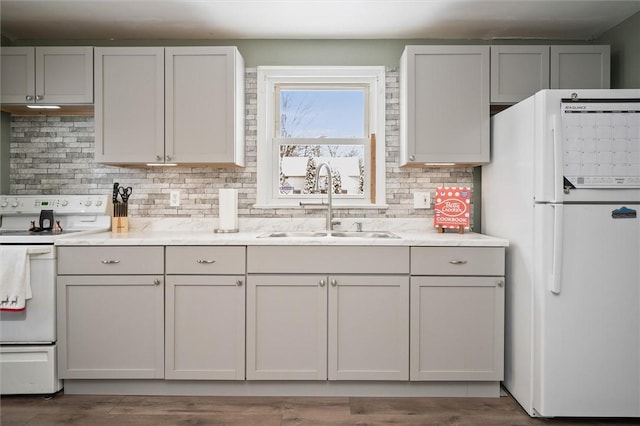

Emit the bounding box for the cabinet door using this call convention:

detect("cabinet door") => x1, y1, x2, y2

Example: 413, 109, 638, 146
94, 47, 164, 164
490, 45, 550, 104
165, 275, 245, 380
550, 45, 610, 89
246, 274, 327, 380
1, 47, 35, 104
410, 276, 504, 381
57, 275, 164, 379
328, 275, 409, 380
165, 47, 244, 165
400, 45, 490, 165
36, 47, 93, 104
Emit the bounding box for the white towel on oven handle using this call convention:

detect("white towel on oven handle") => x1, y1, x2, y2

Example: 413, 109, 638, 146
0, 246, 50, 311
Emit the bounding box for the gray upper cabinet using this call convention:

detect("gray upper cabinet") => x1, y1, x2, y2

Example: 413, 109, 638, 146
490, 45, 610, 104
1, 46, 93, 105
94, 47, 165, 164
490, 45, 550, 104
400, 45, 490, 166
550, 45, 610, 90
165, 47, 245, 166
94, 46, 245, 166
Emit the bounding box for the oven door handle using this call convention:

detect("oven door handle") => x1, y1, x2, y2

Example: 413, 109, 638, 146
26, 247, 52, 255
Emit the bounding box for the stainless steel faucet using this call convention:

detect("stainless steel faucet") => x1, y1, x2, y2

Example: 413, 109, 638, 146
314, 162, 339, 231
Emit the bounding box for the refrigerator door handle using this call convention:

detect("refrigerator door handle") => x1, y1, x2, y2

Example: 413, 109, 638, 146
551, 115, 562, 203
551, 204, 564, 295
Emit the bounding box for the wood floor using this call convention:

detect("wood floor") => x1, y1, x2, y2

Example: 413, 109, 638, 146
2, 391, 639, 426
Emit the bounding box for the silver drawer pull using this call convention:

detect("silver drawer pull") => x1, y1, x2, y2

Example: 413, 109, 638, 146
101, 260, 120, 264
154, 279, 161, 285
319, 279, 326, 287
236, 280, 243, 287
449, 260, 467, 265
331, 279, 337, 287
197, 259, 216, 264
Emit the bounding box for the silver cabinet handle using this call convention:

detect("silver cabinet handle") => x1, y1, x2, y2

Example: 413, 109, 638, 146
319, 279, 325, 287
156, 155, 162, 161
196, 259, 216, 264
409, 154, 415, 161
236, 280, 243, 287
165, 155, 171, 161
101, 260, 120, 264
36, 95, 44, 101
497, 280, 504, 287
154, 278, 161, 285
330, 279, 337, 287
26, 95, 34, 101
449, 260, 467, 265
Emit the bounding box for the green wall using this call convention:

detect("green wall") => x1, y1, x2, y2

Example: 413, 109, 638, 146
596, 11, 640, 89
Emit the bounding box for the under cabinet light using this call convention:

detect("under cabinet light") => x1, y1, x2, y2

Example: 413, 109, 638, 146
423, 162, 456, 166
26, 105, 61, 110
146, 163, 178, 167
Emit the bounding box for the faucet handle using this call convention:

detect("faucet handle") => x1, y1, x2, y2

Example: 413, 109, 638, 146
354, 222, 363, 232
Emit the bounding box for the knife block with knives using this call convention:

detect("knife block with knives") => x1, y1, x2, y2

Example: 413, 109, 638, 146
112, 182, 131, 233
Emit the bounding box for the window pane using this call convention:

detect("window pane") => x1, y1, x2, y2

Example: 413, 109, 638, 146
279, 89, 366, 138
279, 144, 365, 196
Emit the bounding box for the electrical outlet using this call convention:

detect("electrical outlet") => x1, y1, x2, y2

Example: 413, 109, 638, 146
413, 192, 431, 209
170, 190, 180, 207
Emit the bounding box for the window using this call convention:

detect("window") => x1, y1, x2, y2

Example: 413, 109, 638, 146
256, 66, 386, 208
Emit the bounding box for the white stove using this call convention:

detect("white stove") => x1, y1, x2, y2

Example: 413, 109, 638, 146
0, 195, 110, 395
0, 195, 110, 244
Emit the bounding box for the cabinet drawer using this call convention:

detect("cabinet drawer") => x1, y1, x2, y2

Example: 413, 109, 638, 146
411, 247, 504, 276
58, 246, 163, 275
166, 246, 245, 274
248, 246, 409, 274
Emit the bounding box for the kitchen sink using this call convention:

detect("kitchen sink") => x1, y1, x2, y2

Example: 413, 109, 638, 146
330, 231, 400, 239
257, 231, 400, 239
257, 231, 329, 238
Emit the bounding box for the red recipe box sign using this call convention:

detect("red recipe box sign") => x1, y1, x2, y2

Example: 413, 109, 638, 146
434, 187, 471, 230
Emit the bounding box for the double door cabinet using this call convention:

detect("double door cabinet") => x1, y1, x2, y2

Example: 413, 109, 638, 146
0, 46, 93, 105
94, 46, 245, 166
246, 246, 410, 381
490, 45, 610, 104
56, 245, 505, 383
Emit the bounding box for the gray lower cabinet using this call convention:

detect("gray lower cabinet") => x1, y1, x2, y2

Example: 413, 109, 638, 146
165, 246, 246, 380
246, 246, 410, 381
328, 274, 409, 380
56, 246, 165, 379
410, 247, 505, 381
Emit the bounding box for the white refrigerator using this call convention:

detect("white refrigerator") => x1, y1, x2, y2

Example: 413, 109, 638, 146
482, 89, 640, 417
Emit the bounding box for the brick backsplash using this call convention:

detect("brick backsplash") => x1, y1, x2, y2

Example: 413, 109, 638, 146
8, 67, 474, 221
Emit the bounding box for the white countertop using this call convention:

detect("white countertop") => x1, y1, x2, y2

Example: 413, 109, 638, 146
55, 218, 508, 247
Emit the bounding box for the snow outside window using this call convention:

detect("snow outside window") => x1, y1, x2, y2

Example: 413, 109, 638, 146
256, 66, 387, 208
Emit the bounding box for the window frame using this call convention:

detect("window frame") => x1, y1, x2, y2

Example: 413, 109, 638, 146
256, 66, 387, 208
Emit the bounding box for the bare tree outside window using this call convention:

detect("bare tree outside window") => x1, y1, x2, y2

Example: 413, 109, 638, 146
277, 88, 367, 197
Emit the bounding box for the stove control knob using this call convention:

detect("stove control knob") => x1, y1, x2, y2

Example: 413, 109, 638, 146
95, 200, 103, 206
11, 201, 19, 208
0, 200, 7, 208
61, 200, 69, 206
85, 200, 92, 206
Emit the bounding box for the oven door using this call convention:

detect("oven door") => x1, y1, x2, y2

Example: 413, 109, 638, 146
0, 245, 56, 343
